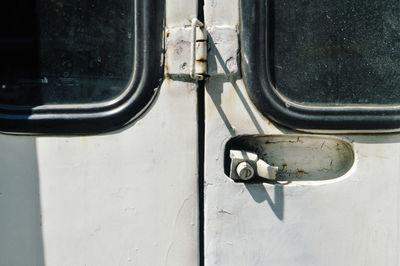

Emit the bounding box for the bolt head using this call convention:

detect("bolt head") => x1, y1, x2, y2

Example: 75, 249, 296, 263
236, 162, 255, 181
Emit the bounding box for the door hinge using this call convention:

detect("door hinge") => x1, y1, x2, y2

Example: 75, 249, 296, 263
190, 18, 208, 80
165, 18, 208, 80
166, 19, 238, 80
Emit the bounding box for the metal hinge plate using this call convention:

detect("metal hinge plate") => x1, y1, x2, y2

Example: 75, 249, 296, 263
190, 18, 207, 80
165, 18, 238, 80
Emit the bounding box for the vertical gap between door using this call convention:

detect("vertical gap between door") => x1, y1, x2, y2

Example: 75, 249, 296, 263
198, 78, 205, 266
197, 1, 205, 265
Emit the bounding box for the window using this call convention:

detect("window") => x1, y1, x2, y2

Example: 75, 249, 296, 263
241, 0, 400, 131
0, 0, 164, 133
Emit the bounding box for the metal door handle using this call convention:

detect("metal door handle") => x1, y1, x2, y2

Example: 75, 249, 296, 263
229, 150, 279, 181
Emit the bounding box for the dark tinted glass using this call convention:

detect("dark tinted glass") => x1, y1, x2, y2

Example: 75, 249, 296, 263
270, 0, 400, 106
0, 0, 134, 106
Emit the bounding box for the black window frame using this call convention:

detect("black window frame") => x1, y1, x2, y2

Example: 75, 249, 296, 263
241, 0, 400, 132
0, 0, 164, 134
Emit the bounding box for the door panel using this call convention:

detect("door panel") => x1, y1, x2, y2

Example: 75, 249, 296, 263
0, 1, 200, 265
204, 75, 400, 266
204, 1, 400, 265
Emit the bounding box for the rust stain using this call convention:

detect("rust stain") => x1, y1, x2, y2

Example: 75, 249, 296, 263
264, 138, 303, 145
166, 31, 170, 38
296, 169, 308, 175
81, 136, 88, 146
373, 154, 388, 159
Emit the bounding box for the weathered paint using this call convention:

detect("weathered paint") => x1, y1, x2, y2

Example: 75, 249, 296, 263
226, 135, 355, 183
0, 81, 200, 266
0, 1, 200, 265
204, 1, 400, 265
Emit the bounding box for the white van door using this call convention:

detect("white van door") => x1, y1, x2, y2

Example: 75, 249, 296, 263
204, 0, 400, 265
2, 0, 400, 265
0, 1, 201, 265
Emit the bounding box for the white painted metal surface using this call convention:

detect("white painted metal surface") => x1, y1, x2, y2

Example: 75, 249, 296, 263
0, 82, 199, 266
204, 1, 400, 265
2, 1, 399, 265
0, 1, 200, 265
